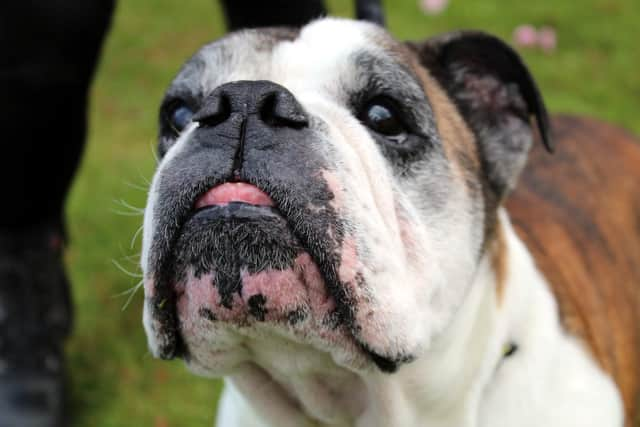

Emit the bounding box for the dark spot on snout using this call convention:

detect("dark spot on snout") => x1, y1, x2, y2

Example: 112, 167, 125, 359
287, 307, 307, 325
248, 294, 267, 321
199, 307, 217, 322
322, 310, 342, 330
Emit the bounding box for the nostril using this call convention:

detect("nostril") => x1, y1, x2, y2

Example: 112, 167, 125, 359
259, 93, 280, 127
193, 92, 232, 127
259, 91, 308, 128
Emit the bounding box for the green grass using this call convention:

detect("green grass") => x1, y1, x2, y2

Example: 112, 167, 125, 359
65, 0, 639, 425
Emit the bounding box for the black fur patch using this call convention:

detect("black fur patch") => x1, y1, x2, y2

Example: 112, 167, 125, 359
247, 294, 268, 321
287, 307, 307, 325
199, 307, 217, 322
410, 31, 552, 201
172, 204, 303, 309
361, 345, 415, 373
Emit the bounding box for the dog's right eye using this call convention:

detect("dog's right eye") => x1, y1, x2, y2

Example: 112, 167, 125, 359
168, 102, 195, 134
364, 103, 403, 136
360, 97, 409, 145
355, 94, 432, 164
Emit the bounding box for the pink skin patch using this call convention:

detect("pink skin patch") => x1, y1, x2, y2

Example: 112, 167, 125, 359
176, 273, 245, 326
176, 254, 336, 333
338, 237, 360, 286
337, 236, 390, 350
396, 205, 418, 257
321, 170, 345, 212
337, 238, 375, 338
299, 253, 337, 317
240, 269, 307, 319
194, 182, 275, 209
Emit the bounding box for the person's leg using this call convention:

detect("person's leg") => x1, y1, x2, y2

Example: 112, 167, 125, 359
220, 0, 326, 31
0, 0, 115, 227
0, 1, 115, 426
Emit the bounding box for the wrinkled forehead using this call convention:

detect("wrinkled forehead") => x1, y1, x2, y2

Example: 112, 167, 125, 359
166, 19, 422, 104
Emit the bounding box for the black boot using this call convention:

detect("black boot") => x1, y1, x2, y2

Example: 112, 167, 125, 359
0, 222, 72, 427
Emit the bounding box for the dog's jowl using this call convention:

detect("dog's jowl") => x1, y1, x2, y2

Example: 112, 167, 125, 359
141, 19, 640, 427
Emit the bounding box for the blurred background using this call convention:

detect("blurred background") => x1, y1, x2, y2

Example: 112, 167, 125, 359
65, 0, 639, 425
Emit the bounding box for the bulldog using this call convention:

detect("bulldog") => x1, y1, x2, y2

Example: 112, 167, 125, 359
141, 18, 640, 427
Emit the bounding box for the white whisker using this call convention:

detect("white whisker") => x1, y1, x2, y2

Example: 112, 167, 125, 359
111, 198, 146, 217
114, 198, 145, 213
112, 279, 145, 311
138, 170, 152, 186
130, 225, 144, 250
149, 140, 160, 164
123, 180, 149, 192
118, 253, 141, 262
111, 209, 145, 217
112, 259, 143, 278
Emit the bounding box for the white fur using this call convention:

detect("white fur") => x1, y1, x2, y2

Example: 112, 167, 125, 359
215, 211, 623, 427
478, 212, 623, 427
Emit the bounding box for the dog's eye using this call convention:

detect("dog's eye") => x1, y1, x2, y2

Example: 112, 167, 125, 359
362, 100, 407, 143
364, 104, 402, 135
169, 103, 194, 133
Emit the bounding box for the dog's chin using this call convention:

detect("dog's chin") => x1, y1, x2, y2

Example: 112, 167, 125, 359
167, 202, 369, 375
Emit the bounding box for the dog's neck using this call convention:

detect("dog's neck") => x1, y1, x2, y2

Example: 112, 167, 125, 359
221, 209, 530, 427
352, 217, 508, 427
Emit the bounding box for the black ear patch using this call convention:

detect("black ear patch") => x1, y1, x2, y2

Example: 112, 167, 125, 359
410, 32, 553, 200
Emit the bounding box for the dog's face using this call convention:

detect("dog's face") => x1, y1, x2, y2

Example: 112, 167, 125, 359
142, 19, 549, 375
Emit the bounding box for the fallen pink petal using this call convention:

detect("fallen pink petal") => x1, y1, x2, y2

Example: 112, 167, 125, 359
513, 24, 538, 48
538, 26, 558, 52
420, 0, 449, 15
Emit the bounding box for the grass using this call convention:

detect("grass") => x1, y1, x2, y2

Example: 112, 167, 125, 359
65, 0, 639, 425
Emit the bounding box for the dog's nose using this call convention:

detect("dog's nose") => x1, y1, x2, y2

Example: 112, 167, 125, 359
192, 80, 308, 129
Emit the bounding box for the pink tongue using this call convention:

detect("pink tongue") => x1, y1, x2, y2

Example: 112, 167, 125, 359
195, 182, 275, 209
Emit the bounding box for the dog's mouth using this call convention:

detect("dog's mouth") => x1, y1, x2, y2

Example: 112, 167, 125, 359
174, 181, 324, 319
193, 182, 276, 209
145, 177, 387, 374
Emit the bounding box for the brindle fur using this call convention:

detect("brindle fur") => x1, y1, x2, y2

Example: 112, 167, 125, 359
507, 115, 640, 425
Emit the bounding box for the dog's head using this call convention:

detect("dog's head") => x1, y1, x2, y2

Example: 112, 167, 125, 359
141, 18, 550, 375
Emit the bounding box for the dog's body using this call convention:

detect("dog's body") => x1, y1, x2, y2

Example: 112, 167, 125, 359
141, 19, 640, 426
507, 115, 640, 426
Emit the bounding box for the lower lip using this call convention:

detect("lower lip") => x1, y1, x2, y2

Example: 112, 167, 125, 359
191, 202, 282, 221
195, 182, 275, 209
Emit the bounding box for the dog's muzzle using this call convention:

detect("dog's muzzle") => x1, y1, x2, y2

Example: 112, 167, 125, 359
144, 80, 368, 369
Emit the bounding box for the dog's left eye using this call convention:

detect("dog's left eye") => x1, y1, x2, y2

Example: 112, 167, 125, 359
361, 99, 407, 143
169, 102, 195, 133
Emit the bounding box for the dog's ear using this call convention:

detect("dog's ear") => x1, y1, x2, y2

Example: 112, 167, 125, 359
408, 31, 553, 200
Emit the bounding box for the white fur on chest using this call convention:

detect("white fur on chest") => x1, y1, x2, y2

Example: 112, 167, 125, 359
478, 211, 623, 427
214, 210, 623, 427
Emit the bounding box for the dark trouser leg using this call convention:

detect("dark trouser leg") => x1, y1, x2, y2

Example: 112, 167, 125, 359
0, 2, 114, 426
220, 0, 326, 31
0, 0, 115, 229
